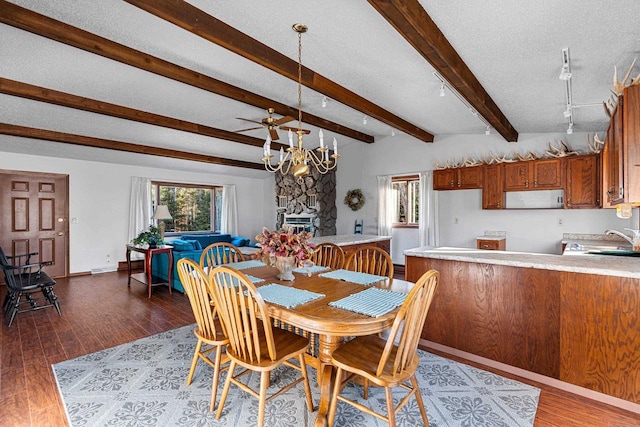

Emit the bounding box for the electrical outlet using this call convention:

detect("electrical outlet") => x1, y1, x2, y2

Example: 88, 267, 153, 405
557, 218, 563, 226
106, 254, 111, 263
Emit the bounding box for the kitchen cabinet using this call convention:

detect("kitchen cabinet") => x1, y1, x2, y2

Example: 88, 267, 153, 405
602, 85, 640, 206
504, 158, 564, 191
482, 164, 504, 209
433, 166, 482, 190
565, 154, 601, 208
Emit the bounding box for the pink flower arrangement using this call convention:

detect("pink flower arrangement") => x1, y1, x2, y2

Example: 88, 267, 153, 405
255, 227, 316, 267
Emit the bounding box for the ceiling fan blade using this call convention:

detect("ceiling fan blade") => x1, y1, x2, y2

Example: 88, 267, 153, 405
235, 118, 263, 125
280, 126, 311, 135
269, 127, 280, 141
234, 126, 263, 133
274, 115, 295, 125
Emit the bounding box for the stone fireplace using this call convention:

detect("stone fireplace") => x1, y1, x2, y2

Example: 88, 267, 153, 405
274, 169, 336, 236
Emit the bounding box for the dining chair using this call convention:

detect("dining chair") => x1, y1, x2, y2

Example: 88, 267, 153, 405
344, 245, 394, 285
176, 258, 230, 411
328, 269, 440, 427
311, 242, 345, 270
208, 266, 314, 427
200, 242, 245, 268
1, 246, 61, 327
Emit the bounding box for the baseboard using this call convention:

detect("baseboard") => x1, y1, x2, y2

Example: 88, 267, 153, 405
420, 339, 640, 415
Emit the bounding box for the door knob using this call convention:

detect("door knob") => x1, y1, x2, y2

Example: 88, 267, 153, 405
57, 232, 64, 236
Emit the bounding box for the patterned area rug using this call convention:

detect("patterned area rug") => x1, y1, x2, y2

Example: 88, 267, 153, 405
52, 325, 540, 426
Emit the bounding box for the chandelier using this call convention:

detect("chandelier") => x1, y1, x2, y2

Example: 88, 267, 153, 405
262, 23, 339, 179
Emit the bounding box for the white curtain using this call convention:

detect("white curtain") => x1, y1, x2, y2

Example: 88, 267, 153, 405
377, 175, 393, 237
128, 177, 152, 259
221, 184, 238, 235
419, 171, 439, 247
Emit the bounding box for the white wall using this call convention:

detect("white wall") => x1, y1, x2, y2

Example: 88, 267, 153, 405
336, 131, 634, 262
0, 151, 270, 274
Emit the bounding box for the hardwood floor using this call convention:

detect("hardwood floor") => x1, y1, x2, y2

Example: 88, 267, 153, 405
1, 271, 639, 426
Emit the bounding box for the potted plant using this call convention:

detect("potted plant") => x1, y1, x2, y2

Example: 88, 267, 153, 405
131, 225, 164, 248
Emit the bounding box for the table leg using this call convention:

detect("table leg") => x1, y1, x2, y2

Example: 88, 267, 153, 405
126, 248, 131, 286
315, 334, 343, 427
145, 250, 152, 298
166, 249, 173, 294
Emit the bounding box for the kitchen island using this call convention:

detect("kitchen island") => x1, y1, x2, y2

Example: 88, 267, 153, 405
311, 234, 390, 257
405, 246, 640, 410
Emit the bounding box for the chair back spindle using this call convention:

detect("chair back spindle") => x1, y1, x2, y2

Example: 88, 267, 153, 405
200, 242, 245, 268
311, 243, 345, 270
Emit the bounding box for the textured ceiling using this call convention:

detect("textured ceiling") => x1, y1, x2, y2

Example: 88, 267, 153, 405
1, 0, 639, 176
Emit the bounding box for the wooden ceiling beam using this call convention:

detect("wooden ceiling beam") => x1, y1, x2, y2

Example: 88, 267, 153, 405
367, 0, 519, 142
0, 123, 265, 170
0, 1, 373, 144
124, 0, 434, 143
0, 77, 290, 151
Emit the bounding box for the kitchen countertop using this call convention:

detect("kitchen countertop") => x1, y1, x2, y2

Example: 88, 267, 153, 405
310, 234, 390, 246
404, 246, 640, 279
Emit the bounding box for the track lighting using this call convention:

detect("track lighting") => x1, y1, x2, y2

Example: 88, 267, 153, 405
559, 48, 572, 81
391, 129, 396, 137
362, 115, 367, 125
485, 126, 491, 136
321, 96, 328, 108
433, 72, 491, 135
566, 123, 573, 135
563, 106, 572, 118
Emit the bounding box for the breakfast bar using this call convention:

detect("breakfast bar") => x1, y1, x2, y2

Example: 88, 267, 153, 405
405, 247, 640, 408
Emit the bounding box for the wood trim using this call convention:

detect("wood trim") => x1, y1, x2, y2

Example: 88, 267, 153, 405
391, 174, 420, 182
0, 123, 265, 170
0, 0, 372, 144
0, 77, 290, 152
124, 0, 434, 143
367, 0, 518, 142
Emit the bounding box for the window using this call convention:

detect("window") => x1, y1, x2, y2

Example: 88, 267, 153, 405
392, 175, 419, 228
152, 182, 223, 233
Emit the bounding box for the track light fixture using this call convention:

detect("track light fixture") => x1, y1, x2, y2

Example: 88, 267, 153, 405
362, 115, 367, 125
391, 129, 396, 137
566, 122, 573, 135
433, 71, 491, 134
485, 126, 491, 136
321, 96, 328, 108
559, 48, 572, 81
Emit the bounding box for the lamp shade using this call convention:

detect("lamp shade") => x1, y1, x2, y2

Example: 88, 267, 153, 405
152, 205, 172, 220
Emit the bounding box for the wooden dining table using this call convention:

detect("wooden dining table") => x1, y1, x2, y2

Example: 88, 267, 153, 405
241, 264, 413, 427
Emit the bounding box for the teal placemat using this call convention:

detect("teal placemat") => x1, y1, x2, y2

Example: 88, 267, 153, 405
319, 269, 388, 285
257, 284, 324, 309
293, 265, 330, 275
244, 274, 264, 284
329, 287, 407, 317
224, 260, 266, 270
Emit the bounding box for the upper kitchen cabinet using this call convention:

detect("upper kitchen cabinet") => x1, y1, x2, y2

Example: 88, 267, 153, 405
433, 166, 483, 190
482, 164, 504, 209
602, 85, 640, 206
565, 154, 601, 208
504, 158, 564, 191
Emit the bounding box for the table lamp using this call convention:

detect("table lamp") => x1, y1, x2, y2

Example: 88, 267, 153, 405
152, 205, 172, 241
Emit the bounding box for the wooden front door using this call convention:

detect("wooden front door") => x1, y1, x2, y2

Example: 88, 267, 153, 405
0, 170, 69, 278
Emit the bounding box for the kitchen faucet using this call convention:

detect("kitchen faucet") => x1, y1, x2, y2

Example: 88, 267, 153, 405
605, 229, 640, 250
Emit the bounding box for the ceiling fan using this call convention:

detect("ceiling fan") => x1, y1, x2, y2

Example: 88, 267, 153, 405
235, 108, 295, 141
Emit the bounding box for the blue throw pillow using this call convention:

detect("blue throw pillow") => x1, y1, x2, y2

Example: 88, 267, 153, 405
171, 239, 194, 251
231, 238, 250, 247
184, 239, 202, 250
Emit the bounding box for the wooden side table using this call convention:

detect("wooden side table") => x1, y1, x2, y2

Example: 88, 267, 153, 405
126, 244, 173, 298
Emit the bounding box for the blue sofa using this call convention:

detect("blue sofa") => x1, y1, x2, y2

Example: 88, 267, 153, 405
151, 233, 251, 293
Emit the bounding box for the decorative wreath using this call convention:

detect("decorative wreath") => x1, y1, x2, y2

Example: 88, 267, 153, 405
344, 189, 365, 211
